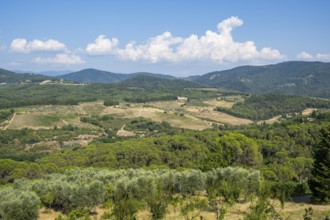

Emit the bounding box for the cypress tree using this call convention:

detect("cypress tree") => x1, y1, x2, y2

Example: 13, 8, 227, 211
308, 126, 330, 203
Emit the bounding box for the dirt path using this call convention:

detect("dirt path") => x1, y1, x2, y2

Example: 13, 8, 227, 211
60, 118, 69, 125
3, 113, 16, 130
117, 124, 135, 137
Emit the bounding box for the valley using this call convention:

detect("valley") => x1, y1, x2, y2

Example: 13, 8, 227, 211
0, 63, 330, 220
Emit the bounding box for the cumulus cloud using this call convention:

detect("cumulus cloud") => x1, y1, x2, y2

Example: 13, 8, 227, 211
297, 52, 313, 60
85, 35, 119, 55
297, 51, 330, 62
85, 16, 285, 63
35, 53, 84, 65
316, 53, 330, 61
10, 38, 66, 53
117, 32, 183, 62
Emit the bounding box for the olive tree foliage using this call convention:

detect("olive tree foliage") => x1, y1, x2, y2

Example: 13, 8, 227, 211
7, 167, 260, 218
0, 188, 40, 220
14, 169, 105, 213
206, 167, 261, 203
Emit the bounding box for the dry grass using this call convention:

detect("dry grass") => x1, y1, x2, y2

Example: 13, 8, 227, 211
7, 113, 66, 130
39, 208, 62, 220
38, 200, 330, 220
185, 106, 252, 126
257, 115, 282, 125
147, 101, 184, 111
80, 101, 106, 115
7, 100, 251, 131
102, 106, 211, 130
203, 99, 235, 109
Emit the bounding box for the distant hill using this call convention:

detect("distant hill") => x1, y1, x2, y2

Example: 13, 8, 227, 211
130, 72, 175, 80
116, 75, 201, 89
192, 61, 330, 98
14, 70, 72, 76
216, 94, 330, 120
60, 69, 175, 84
0, 68, 52, 83
37, 70, 72, 77
59, 68, 130, 83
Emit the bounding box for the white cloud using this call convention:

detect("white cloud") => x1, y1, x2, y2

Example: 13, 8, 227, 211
10, 38, 66, 53
117, 32, 183, 62
316, 53, 330, 61
297, 52, 313, 60
35, 53, 84, 65
85, 16, 285, 63
297, 52, 330, 62
85, 35, 119, 55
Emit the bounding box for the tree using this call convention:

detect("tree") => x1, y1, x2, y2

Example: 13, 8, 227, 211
180, 198, 208, 220
219, 133, 261, 166
0, 188, 40, 220
308, 126, 330, 203
244, 197, 281, 220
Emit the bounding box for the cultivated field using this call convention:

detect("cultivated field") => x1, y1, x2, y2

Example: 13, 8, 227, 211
3, 97, 252, 132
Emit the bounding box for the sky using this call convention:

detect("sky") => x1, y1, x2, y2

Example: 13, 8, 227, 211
0, 0, 329, 76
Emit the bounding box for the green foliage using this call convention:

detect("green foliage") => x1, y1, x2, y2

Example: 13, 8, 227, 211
0, 68, 52, 83
244, 197, 282, 220
308, 125, 330, 203
0, 75, 218, 109
126, 117, 173, 134
0, 126, 94, 162
205, 167, 261, 204
0, 167, 259, 218
217, 94, 330, 120
0, 188, 40, 220
0, 109, 14, 123
146, 182, 169, 220
219, 132, 261, 166
270, 182, 295, 208
104, 100, 119, 106
0, 159, 59, 184
303, 207, 313, 220
193, 61, 330, 98
26, 172, 105, 213
180, 197, 208, 220
112, 199, 141, 220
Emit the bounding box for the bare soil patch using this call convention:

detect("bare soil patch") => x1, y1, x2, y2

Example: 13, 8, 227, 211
185, 106, 252, 126
302, 108, 317, 116
203, 99, 235, 109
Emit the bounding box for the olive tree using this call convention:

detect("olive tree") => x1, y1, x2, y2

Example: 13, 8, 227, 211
0, 188, 40, 220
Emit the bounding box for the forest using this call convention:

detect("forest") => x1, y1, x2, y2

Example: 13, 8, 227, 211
0, 71, 330, 219
0, 81, 222, 109
216, 94, 330, 120
0, 110, 330, 219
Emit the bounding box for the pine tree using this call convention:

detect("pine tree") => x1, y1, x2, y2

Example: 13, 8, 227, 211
308, 126, 330, 203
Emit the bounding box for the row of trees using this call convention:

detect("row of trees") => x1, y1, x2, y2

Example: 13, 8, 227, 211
1, 167, 261, 220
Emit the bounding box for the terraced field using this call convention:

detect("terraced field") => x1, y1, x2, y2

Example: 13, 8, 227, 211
4, 97, 253, 132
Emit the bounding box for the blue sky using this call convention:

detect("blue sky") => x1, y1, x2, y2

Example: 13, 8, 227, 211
1, 0, 329, 76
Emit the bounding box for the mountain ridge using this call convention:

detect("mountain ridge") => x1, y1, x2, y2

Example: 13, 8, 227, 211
191, 61, 330, 98
59, 68, 175, 84
2, 61, 330, 98
0, 68, 53, 83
